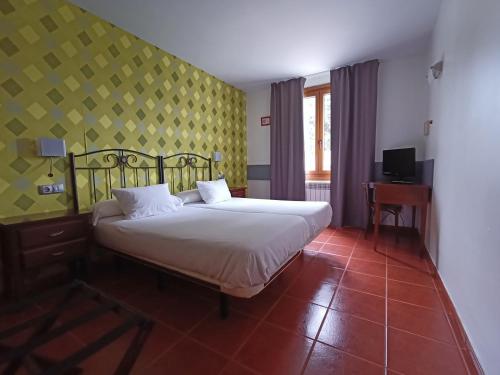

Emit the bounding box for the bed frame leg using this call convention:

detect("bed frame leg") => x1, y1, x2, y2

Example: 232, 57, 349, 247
219, 293, 229, 320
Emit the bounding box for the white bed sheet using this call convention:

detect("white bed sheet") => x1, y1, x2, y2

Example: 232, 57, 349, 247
94, 206, 309, 298
186, 198, 332, 239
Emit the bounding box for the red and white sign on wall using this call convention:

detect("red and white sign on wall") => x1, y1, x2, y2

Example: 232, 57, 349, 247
260, 116, 271, 126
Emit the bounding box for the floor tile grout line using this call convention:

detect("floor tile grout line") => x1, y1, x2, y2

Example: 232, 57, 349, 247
385, 277, 436, 289
388, 325, 462, 347
313, 338, 387, 368
218, 247, 320, 374
153, 305, 261, 375
321, 241, 355, 249
347, 269, 437, 290
385, 242, 389, 375
386, 235, 472, 374
386, 294, 447, 312
282, 290, 339, 309
429, 265, 473, 375
327, 284, 385, 299
141, 302, 218, 371
224, 293, 292, 371
388, 261, 436, 274
326, 304, 384, 326
299, 230, 359, 375
144, 307, 261, 374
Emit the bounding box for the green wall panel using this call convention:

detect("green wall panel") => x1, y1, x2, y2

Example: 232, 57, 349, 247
0, 0, 246, 218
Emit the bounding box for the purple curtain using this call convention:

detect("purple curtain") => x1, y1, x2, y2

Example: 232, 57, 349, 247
270, 77, 306, 200
330, 60, 379, 228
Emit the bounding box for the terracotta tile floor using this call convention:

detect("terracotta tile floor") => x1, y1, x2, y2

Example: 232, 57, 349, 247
1, 228, 478, 374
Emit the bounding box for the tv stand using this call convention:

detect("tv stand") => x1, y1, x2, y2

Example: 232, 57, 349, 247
373, 183, 431, 256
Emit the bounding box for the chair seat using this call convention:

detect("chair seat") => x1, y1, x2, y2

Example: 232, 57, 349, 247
381, 204, 402, 212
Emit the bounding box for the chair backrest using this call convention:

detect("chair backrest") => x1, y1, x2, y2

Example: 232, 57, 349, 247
362, 182, 374, 208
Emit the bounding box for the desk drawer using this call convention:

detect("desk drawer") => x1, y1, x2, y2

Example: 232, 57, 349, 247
22, 238, 87, 269
18, 220, 86, 249
374, 184, 429, 205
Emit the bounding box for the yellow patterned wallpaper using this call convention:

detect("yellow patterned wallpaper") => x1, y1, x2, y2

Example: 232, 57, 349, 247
0, 0, 246, 218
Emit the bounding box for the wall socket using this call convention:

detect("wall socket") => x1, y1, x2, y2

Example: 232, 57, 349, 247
38, 183, 65, 195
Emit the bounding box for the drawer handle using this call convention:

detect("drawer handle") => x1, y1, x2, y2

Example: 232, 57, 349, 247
49, 230, 65, 237
51, 251, 65, 256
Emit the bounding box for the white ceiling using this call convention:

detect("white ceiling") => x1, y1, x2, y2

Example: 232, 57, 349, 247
70, 0, 441, 92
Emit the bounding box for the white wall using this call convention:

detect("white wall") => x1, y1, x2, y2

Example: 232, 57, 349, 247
426, 0, 500, 372
304, 71, 330, 88
246, 87, 271, 197
247, 88, 271, 165
376, 55, 428, 161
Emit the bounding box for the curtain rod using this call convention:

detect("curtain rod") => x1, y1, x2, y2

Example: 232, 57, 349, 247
305, 58, 382, 79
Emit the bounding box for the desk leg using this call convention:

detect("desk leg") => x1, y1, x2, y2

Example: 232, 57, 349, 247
412, 206, 416, 229
374, 203, 381, 250
419, 203, 428, 257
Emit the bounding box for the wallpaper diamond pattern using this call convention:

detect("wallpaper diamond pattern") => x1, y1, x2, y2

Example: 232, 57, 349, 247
0, 0, 246, 218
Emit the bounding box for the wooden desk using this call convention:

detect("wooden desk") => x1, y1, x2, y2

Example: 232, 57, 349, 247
373, 183, 431, 254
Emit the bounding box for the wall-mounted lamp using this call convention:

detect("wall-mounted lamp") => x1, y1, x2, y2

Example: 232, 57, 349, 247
213, 151, 222, 163
424, 120, 433, 136
428, 60, 444, 82
213, 151, 224, 180
38, 137, 66, 177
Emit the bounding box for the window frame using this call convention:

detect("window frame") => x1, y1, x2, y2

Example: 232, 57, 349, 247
304, 83, 331, 181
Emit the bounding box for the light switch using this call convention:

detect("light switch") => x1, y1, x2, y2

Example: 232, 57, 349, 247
38, 185, 53, 195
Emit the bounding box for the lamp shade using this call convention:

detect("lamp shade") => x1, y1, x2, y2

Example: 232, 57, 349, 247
38, 137, 66, 157
213, 151, 222, 162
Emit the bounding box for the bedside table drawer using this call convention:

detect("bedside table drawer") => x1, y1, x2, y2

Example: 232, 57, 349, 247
22, 238, 87, 269
18, 220, 86, 249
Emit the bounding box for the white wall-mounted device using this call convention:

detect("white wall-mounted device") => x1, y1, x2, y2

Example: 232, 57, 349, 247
38, 137, 66, 157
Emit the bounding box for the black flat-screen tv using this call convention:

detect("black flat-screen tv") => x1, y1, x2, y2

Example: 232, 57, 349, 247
383, 147, 416, 180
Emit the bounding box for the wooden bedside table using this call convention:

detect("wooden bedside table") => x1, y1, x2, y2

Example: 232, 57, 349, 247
0, 210, 91, 299
229, 187, 246, 198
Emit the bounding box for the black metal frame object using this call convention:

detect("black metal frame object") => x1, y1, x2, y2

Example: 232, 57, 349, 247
0, 280, 153, 375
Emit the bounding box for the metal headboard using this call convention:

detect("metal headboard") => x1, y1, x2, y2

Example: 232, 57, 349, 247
69, 149, 163, 213
162, 153, 212, 192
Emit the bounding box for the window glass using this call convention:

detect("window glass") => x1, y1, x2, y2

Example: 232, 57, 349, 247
303, 96, 316, 172
322, 93, 331, 171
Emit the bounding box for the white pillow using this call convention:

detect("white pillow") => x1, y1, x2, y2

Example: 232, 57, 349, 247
111, 184, 178, 220
92, 199, 123, 226
169, 195, 184, 208
196, 179, 231, 204
175, 189, 203, 204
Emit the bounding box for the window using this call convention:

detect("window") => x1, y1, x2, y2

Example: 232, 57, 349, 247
303, 84, 331, 180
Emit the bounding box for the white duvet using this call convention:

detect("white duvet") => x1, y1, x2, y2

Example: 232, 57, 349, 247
94, 206, 310, 297
187, 197, 332, 239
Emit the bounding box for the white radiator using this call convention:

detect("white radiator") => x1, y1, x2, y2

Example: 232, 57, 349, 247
305, 182, 331, 202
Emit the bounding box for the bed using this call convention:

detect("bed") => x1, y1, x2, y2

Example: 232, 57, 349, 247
69, 148, 329, 318
93, 206, 310, 298
186, 197, 332, 240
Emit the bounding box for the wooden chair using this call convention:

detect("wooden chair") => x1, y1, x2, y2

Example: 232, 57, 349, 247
362, 182, 403, 240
